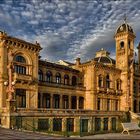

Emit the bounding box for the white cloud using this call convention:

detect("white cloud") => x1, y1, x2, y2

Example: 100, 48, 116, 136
0, 0, 140, 62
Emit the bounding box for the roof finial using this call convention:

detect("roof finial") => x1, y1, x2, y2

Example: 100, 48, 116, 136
123, 13, 127, 23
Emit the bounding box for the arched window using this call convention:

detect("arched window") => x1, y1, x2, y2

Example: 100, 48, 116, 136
120, 41, 124, 49
14, 55, 26, 75
56, 73, 61, 84
64, 74, 69, 85
98, 75, 103, 88
106, 75, 110, 88
38, 70, 43, 81
46, 71, 52, 83
72, 76, 77, 86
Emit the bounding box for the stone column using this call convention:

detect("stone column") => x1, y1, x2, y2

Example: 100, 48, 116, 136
88, 117, 92, 133
62, 118, 66, 132
69, 95, 71, 109
40, 93, 43, 108
111, 100, 113, 111
59, 94, 63, 109
101, 117, 104, 131
74, 117, 80, 133
77, 96, 79, 109
92, 117, 95, 133
101, 98, 103, 111
108, 117, 112, 131
49, 118, 53, 132
116, 117, 118, 131
50, 94, 53, 108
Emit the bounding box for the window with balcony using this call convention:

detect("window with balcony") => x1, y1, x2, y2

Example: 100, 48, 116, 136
46, 71, 52, 83
98, 75, 103, 88
43, 94, 51, 108
106, 75, 110, 88
14, 55, 26, 75
55, 73, 61, 84
64, 74, 69, 85
38, 70, 43, 81
79, 97, 84, 109
62, 95, 69, 109
16, 89, 26, 108
53, 94, 60, 108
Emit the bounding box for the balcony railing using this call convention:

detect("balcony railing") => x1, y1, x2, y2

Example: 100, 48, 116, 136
14, 73, 32, 81
97, 87, 122, 95
39, 81, 85, 90
107, 88, 115, 94
97, 87, 106, 93
16, 108, 124, 116
116, 89, 122, 95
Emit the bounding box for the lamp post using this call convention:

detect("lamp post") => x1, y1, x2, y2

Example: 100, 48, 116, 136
4, 50, 16, 112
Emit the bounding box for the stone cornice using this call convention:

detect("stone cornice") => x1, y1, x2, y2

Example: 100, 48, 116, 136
4, 36, 42, 53
78, 60, 121, 74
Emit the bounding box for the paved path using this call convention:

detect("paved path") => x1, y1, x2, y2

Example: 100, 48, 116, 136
0, 127, 64, 139
0, 127, 140, 139
76, 133, 140, 139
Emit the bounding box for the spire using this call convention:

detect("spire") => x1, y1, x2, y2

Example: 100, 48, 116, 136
123, 14, 127, 23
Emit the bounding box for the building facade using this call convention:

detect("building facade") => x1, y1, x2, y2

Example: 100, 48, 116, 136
0, 21, 139, 136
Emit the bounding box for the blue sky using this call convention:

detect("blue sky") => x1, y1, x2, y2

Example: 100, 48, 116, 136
0, 0, 140, 62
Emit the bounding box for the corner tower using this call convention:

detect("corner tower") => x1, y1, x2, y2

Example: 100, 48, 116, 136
115, 21, 135, 111
115, 21, 135, 70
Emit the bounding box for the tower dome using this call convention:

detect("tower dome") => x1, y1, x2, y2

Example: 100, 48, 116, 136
116, 22, 134, 34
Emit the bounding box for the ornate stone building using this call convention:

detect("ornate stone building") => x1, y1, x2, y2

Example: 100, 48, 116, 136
0, 21, 139, 136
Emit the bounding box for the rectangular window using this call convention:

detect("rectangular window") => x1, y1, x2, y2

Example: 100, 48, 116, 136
103, 118, 108, 131
46, 95, 50, 108
115, 100, 118, 111
95, 118, 101, 131
107, 99, 110, 111
81, 119, 88, 132
53, 118, 62, 131
97, 98, 100, 110
111, 118, 116, 131
16, 89, 26, 108
67, 118, 74, 132
71, 96, 77, 109
38, 119, 49, 130
63, 95, 69, 109
53, 95, 60, 109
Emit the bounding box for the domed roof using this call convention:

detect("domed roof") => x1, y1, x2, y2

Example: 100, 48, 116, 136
94, 56, 115, 65
94, 48, 115, 65
116, 23, 133, 34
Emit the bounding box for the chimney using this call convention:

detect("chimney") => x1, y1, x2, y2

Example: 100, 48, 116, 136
76, 57, 81, 66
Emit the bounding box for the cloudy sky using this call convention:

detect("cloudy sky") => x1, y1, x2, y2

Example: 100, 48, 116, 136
0, 0, 140, 62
